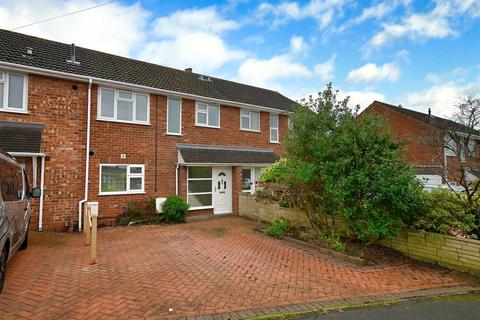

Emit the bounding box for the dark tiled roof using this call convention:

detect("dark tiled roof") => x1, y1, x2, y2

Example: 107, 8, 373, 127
0, 29, 296, 112
0, 121, 44, 153
177, 144, 277, 164
373, 101, 479, 135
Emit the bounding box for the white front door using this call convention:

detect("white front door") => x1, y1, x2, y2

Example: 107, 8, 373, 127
212, 167, 232, 214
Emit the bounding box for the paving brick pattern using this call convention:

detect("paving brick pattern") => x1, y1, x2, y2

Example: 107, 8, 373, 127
0, 217, 473, 319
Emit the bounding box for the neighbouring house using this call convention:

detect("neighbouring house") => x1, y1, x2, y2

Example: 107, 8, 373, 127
361, 101, 479, 190
0, 29, 295, 231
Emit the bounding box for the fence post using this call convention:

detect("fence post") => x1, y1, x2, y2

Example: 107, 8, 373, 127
91, 210, 98, 265
84, 203, 91, 245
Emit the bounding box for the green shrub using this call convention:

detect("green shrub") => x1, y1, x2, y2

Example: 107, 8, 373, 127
298, 229, 317, 241
162, 195, 189, 223
414, 189, 477, 237
265, 218, 290, 238
124, 201, 144, 218
322, 230, 347, 252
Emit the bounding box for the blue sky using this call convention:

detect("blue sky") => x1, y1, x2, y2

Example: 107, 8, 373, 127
1, 0, 479, 116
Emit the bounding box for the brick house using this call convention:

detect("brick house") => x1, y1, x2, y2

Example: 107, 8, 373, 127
361, 101, 479, 190
0, 30, 295, 231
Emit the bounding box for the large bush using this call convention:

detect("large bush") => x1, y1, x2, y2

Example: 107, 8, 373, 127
413, 189, 477, 238
162, 195, 189, 223
261, 83, 424, 242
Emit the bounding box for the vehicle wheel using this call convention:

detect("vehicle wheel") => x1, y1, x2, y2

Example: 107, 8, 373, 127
0, 246, 7, 293
19, 229, 28, 251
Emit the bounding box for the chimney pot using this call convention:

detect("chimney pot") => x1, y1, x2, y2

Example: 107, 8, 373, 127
428, 108, 431, 116
185, 67, 192, 73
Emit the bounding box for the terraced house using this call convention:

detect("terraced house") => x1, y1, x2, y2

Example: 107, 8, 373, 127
0, 29, 295, 231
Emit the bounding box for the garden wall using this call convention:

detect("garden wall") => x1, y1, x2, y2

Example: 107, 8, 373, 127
238, 193, 480, 276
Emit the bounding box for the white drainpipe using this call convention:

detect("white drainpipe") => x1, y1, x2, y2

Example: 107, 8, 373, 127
78, 78, 93, 231
175, 164, 179, 195
38, 155, 45, 231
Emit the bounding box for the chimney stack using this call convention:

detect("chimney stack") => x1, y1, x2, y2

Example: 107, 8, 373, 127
185, 67, 192, 73
428, 108, 431, 117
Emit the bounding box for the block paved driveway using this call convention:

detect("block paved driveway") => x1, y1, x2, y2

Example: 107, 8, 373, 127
0, 216, 473, 319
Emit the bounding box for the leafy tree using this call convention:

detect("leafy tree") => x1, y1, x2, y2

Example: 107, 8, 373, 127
264, 83, 424, 242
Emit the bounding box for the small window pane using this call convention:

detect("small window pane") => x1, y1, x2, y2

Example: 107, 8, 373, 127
241, 116, 249, 129
271, 128, 278, 142
197, 103, 208, 111
241, 110, 249, 117
101, 166, 127, 192
197, 112, 207, 125
135, 94, 148, 122
251, 111, 260, 131
117, 100, 133, 121
130, 166, 142, 174
242, 169, 252, 192
129, 177, 143, 190
168, 98, 181, 133
8, 74, 24, 109
0, 83, 3, 108
208, 105, 219, 127
189, 167, 212, 179
118, 91, 133, 100
188, 194, 212, 207
100, 89, 114, 118
188, 180, 212, 193
270, 114, 278, 127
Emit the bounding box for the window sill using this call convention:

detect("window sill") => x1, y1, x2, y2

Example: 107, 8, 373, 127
98, 191, 146, 196
0, 108, 28, 115
166, 132, 182, 136
270, 141, 281, 144
240, 128, 261, 133
188, 206, 214, 211
195, 124, 221, 129
96, 118, 150, 126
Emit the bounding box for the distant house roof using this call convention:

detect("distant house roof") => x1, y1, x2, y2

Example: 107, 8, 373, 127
177, 144, 277, 165
0, 29, 296, 112
370, 101, 480, 135
0, 121, 44, 153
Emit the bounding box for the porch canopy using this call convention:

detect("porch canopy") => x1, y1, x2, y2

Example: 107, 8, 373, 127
177, 143, 277, 165
0, 120, 44, 153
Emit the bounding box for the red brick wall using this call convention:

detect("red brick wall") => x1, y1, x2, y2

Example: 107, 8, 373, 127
1, 74, 287, 230
361, 102, 444, 171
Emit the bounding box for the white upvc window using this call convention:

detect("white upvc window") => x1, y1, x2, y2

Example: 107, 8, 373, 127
444, 135, 457, 157
241, 167, 266, 194
99, 164, 145, 195
167, 97, 182, 135
270, 113, 279, 143
187, 166, 213, 209
98, 87, 149, 125
195, 102, 220, 128
240, 109, 260, 132
0, 71, 28, 113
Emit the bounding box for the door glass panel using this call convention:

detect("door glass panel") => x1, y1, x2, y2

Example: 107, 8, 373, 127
188, 167, 212, 179
188, 180, 211, 193
188, 194, 212, 207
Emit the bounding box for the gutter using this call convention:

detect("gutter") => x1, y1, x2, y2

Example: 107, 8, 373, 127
0, 61, 293, 115
78, 78, 93, 232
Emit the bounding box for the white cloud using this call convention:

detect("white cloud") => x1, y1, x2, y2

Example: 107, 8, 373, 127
237, 54, 335, 90
346, 62, 400, 83
152, 7, 239, 37
425, 73, 441, 84
290, 36, 308, 53
344, 90, 386, 111
368, 0, 480, 50
0, 0, 149, 57
405, 81, 480, 118
256, 0, 348, 28
139, 7, 245, 74
353, 0, 411, 24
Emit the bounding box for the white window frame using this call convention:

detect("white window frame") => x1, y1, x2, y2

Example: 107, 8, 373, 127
240, 109, 261, 132
167, 97, 182, 135
241, 166, 266, 195
0, 71, 28, 114
195, 102, 220, 128
97, 87, 150, 125
270, 113, 279, 143
187, 166, 213, 210
99, 164, 145, 195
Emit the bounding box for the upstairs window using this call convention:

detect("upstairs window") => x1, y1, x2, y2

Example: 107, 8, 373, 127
240, 109, 260, 131
98, 88, 149, 124
270, 113, 279, 143
167, 98, 182, 135
196, 102, 220, 128
0, 71, 27, 113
